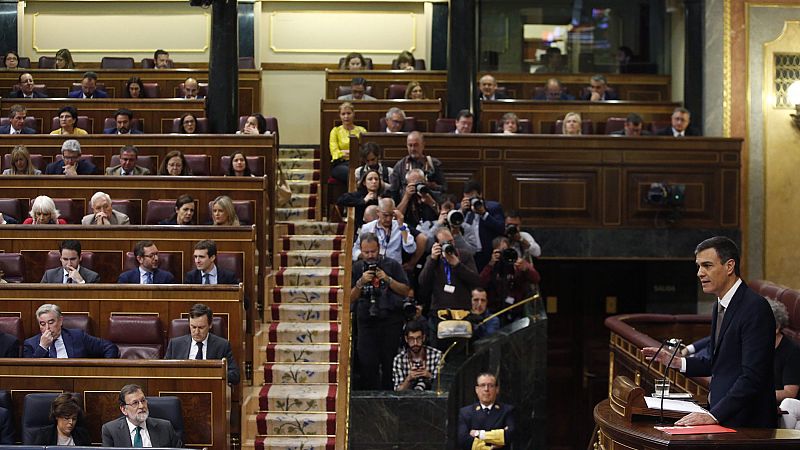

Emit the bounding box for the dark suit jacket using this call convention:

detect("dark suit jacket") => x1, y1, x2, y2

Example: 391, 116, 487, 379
6, 90, 47, 99
41, 266, 100, 283
31, 423, 91, 445
684, 281, 776, 427
103, 128, 144, 135
44, 159, 97, 175
0, 124, 36, 134
0, 407, 13, 445
532, 92, 576, 101
101, 416, 182, 448
164, 333, 240, 384
118, 268, 176, 284
579, 90, 620, 101
0, 332, 19, 358
184, 266, 238, 285
479, 92, 508, 101
655, 126, 701, 136
457, 402, 516, 450
23, 327, 119, 358
609, 129, 652, 136
68, 90, 108, 99
465, 200, 506, 271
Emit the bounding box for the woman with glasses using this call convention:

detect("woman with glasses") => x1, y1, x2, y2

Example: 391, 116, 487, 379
32, 393, 91, 445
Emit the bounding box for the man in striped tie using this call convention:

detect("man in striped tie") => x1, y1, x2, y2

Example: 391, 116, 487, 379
101, 384, 182, 448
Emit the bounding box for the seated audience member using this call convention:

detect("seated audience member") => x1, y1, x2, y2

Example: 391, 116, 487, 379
396, 168, 439, 228
454, 110, 474, 134
406, 81, 425, 100
393, 320, 442, 391
562, 112, 582, 135
24, 303, 118, 357
500, 112, 519, 134
24, 195, 67, 224
461, 180, 505, 271
185, 240, 239, 285
468, 288, 500, 340
396, 50, 416, 70
353, 198, 416, 262
153, 49, 171, 69
55, 49, 75, 69
504, 210, 541, 259
158, 150, 192, 176
420, 193, 480, 253
9, 72, 47, 98
581, 74, 619, 101
177, 113, 199, 134
81, 191, 131, 225
344, 52, 367, 70
0, 105, 36, 134
350, 232, 411, 389
0, 330, 19, 357
385, 107, 407, 133
0, 406, 11, 444
40, 240, 100, 284
226, 151, 254, 177
68, 71, 107, 98
610, 113, 650, 136
0, 214, 17, 225
534, 78, 576, 101
160, 195, 196, 225
238, 113, 271, 135
354, 142, 393, 183
210, 195, 241, 226
124, 76, 146, 99
164, 303, 240, 384
50, 106, 88, 136
31, 393, 91, 446
104, 108, 143, 135
458, 373, 516, 449
389, 131, 446, 199
338, 77, 376, 101
181, 77, 203, 99
3, 145, 41, 174
535, 46, 568, 73
478, 74, 507, 101
337, 168, 385, 230
330, 102, 367, 184
106, 145, 150, 176
45, 139, 96, 175
101, 384, 182, 448
480, 237, 540, 323
776, 303, 800, 429
118, 240, 176, 284
656, 107, 700, 136
3, 50, 20, 69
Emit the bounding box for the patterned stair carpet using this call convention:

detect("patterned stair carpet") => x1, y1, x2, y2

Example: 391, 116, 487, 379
249, 146, 345, 450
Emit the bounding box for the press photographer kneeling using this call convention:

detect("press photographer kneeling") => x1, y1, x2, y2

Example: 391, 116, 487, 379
350, 232, 411, 390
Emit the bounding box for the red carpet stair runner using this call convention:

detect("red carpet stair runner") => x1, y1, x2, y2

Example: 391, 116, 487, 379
244, 147, 348, 450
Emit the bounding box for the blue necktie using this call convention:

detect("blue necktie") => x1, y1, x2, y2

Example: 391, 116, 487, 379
48, 339, 57, 358
203, 273, 210, 284
145, 272, 153, 284
196, 342, 204, 360
133, 426, 143, 447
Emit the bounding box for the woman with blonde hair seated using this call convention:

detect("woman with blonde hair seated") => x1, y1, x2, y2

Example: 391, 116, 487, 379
329, 102, 366, 184
24, 196, 67, 224
211, 195, 241, 226
405, 81, 425, 100
3, 145, 41, 175
562, 112, 582, 135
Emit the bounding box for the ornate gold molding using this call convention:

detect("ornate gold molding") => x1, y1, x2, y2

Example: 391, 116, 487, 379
723, 0, 731, 137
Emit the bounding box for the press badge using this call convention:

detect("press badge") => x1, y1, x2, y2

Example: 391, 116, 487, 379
443, 284, 455, 293
505, 296, 515, 305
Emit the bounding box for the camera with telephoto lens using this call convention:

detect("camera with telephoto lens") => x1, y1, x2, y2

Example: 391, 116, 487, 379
505, 224, 519, 237
500, 248, 518, 266
446, 210, 464, 227
362, 261, 385, 317
414, 183, 431, 196
402, 297, 417, 320
441, 240, 456, 256
469, 197, 484, 211
410, 360, 431, 391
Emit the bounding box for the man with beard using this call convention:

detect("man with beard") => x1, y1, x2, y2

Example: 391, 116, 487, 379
117, 241, 176, 284
102, 384, 182, 447
350, 232, 410, 390
388, 132, 446, 199
393, 320, 442, 391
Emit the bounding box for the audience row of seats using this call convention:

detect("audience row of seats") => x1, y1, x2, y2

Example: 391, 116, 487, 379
0, 115, 277, 136
10, 81, 206, 99
364, 116, 671, 135
336, 56, 427, 70
2, 54, 255, 70
335, 83, 601, 100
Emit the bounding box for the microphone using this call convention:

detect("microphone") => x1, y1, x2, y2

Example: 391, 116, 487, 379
644, 339, 668, 375
660, 339, 683, 424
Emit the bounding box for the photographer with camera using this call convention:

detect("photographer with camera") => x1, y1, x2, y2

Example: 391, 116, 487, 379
396, 169, 439, 228
388, 132, 447, 200
350, 232, 411, 390
480, 237, 540, 324
468, 288, 500, 340
505, 210, 541, 260
421, 194, 480, 253
461, 180, 505, 272
393, 320, 443, 391
352, 198, 416, 262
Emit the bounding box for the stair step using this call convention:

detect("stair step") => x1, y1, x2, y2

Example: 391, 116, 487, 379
279, 159, 320, 171
256, 412, 336, 436
254, 436, 335, 450
282, 221, 346, 235
266, 343, 339, 363
276, 207, 316, 221
284, 169, 320, 182
284, 181, 318, 195
271, 287, 343, 304
259, 384, 337, 412
268, 322, 339, 344
274, 267, 343, 287
264, 363, 338, 384
278, 250, 343, 268
278, 148, 319, 160
279, 235, 345, 251
280, 193, 317, 209
270, 303, 339, 322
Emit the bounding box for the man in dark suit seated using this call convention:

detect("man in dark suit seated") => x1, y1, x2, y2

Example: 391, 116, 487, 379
457, 373, 516, 449
580, 74, 620, 101
533, 78, 576, 101
41, 239, 101, 284
118, 240, 176, 284
0, 331, 19, 357
454, 109, 474, 134
7, 73, 47, 99
164, 303, 240, 384
105, 145, 151, 176
44, 139, 97, 175
103, 109, 144, 135
610, 113, 651, 136
180, 77, 203, 100
655, 107, 701, 137
185, 240, 238, 285
478, 74, 507, 101
23, 303, 118, 358
0, 104, 36, 134
68, 71, 108, 99
0, 407, 13, 444
101, 384, 182, 448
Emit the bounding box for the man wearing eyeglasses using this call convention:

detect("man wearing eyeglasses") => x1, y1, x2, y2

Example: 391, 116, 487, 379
385, 107, 406, 133
118, 241, 176, 284
23, 303, 118, 358
457, 373, 516, 449
44, 139, 97, 175
102, 384, 182, 448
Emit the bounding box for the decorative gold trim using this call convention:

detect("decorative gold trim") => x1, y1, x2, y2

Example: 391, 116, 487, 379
268, 11, 417, 54
723, 0, 731, 137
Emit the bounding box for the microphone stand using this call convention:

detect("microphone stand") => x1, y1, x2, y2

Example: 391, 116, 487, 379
660, 339, 683, 424
644, 339, 668, 381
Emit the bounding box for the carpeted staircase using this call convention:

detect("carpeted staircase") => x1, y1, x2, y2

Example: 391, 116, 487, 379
244, 147, 349, 450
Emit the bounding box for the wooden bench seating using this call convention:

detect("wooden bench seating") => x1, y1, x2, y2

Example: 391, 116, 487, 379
353, 133, 742, 229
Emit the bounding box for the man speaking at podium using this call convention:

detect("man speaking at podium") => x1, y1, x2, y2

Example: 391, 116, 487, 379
643, 236, 776, 428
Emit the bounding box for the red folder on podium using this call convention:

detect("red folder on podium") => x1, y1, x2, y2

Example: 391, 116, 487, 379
654, 425, 736, 435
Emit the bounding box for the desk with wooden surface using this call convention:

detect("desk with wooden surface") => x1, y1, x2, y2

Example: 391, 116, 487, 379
0, 68, 261, 117
0, 359, 230, 450
324, 69, 448, 101
487, 73, 672, 101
